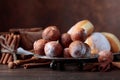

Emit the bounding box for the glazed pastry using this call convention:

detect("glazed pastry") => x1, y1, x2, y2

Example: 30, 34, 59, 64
68, 20, 94, 36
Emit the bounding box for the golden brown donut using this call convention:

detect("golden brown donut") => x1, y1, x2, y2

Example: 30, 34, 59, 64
33, 39, 48, 55
69, 41, 90, 58
70, 28, 86, 42
60, 33, 72, 48
63, 48, 71, 58
42, 26, 61, 41
98, 50, 113, 63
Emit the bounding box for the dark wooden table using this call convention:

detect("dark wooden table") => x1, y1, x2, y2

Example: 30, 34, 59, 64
0, 64, 120, 80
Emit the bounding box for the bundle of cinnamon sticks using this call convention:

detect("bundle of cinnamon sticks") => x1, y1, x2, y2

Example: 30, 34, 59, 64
0, 32, 50, 69
0, 33, 20, 64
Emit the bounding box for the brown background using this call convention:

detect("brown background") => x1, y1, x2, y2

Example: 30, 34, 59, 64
0, 0, 120, 39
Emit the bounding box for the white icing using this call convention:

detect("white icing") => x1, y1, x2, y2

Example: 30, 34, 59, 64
70, 42, 87, 58
44, 42, 55, 57
85, 32, 111, 54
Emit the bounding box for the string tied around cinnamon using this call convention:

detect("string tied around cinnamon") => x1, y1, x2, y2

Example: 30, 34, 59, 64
0, 35, 17, 61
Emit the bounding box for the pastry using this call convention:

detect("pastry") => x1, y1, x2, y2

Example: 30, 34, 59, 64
68, 20, 94, 36
102, 32, 120, 53
85, 32, 111, 54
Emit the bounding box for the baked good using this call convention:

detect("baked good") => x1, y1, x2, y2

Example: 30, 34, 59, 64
69, 41, 90, 58
42, 26, 61, 41
102, 32, 120, 53
70, 28, 86, 42
67, 20, 94, 36
60, 33, 72, 48
33, 39, 48, 55
44, 41, 63, 57
63, 48, 71, 58
98, 50, 113, 63
85, 32, 111, 54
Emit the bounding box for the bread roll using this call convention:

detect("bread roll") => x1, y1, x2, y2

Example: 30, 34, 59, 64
102, 32, 120, 53
44, 41, 63, 57
33, 39, 48, 55
68, 20, 94, 36
85, 32, 111, 54
42, 26, 61, 41
69, 41, 90, 58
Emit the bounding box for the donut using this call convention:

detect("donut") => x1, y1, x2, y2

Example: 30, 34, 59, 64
60, 33, 72, 48
85, 32, 111, 54
70, 28, 86, 42
44, 41, 63, 57
98, 50, 113, 63
33, 39, 48, 55
63, 48, 71, 58
42, 26, 61, 41
69, 41, 90, 58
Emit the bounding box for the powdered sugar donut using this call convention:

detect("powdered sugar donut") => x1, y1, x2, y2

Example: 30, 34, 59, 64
44, 41, 63, 57
85, 32, 111, 54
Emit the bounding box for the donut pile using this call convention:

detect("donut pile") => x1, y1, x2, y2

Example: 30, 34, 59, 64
33, 20, 120, 58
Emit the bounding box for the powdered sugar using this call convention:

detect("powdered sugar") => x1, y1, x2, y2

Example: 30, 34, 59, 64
44, 42, 55, 57
85, 32, 111, 54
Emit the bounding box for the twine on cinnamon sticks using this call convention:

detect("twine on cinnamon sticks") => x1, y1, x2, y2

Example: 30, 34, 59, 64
0, 33, 20, 64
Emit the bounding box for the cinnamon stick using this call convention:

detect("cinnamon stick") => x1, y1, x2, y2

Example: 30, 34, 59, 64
0, 53, 6, 64
14, 56, 49, 66
9, 34, 17, 49
112, 62, 120, 69
7, 54, 13, 63
9, 35, 17, 61
0, 34, 8, 63
2, 54, 10, 64
23, 62, 50, 69
7, 33, 14, 45
7, 34, 20, 64
14, 57, 40, 65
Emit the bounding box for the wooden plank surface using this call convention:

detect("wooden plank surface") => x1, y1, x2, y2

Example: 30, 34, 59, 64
0, 65, 120, 80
